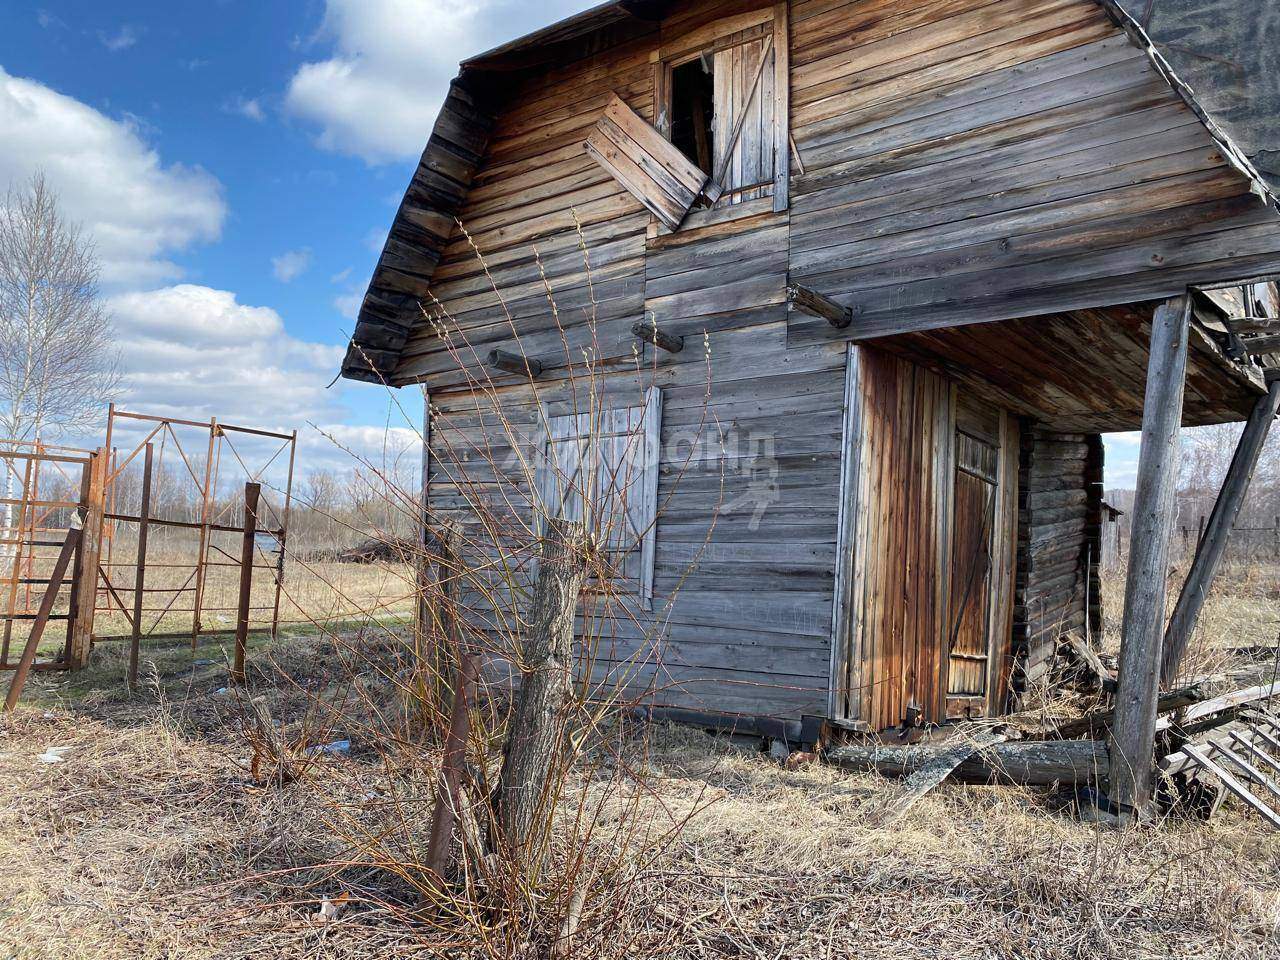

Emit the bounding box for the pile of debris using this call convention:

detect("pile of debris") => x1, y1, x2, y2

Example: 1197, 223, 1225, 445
303, 536, 418, 564
824, 633, 1280, 828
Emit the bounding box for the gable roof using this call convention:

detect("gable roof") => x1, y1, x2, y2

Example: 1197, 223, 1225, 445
340, 0, 1280, 385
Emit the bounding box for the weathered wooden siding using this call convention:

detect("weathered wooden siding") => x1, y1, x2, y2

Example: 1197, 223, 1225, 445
845, 348, 953, 730
414, 1, 845, 733
787, 0, 1280, 345
1012, 428, 1104, 698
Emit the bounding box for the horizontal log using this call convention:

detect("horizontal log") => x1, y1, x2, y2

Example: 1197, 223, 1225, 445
786, 275, 853, 328
631, 320, 684, 353
488, 348, 543, 378
823, 738, 1108, 786
1048, 684, 1204, 740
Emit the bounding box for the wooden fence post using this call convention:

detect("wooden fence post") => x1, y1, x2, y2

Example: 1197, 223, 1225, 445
495, 518, 586, 872
1161, 378, 1280, 686
68, 448, 106, 669
1109, 296, 1189, 820
232, 482, 260, 685
127, 443, 154, 690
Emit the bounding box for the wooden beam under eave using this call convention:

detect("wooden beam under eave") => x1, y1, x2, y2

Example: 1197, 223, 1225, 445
1243, 333, 1280, 354
786, 276, 854, 329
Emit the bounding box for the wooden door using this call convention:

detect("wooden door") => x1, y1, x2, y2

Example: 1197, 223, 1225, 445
946, 431, 998, 706
944, 398, 1019, 720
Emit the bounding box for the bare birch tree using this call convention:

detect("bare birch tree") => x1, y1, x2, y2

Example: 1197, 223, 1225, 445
0, 172, 120, 445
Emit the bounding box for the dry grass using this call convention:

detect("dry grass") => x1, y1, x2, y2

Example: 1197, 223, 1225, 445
2, 572, 1280, 959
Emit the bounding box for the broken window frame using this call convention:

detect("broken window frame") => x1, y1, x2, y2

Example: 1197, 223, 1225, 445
652, 2, 790, 230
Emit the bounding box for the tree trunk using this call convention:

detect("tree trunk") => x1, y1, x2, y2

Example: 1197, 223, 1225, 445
495, 518, 586, 874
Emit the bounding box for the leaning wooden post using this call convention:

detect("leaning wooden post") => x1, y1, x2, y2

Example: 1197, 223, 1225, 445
5, 527, 81, 711
1109, 296, 1190, 820
1161, 378, 1280, 686
423, 649, 478, 883
127, 442, 154, 690
495, 518, 587, 873
232, 482, 261, 685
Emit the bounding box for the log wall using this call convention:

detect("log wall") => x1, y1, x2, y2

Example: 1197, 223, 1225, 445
1012, 428, 1105, 699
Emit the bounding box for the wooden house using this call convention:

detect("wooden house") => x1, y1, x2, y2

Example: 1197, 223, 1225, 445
339, 0, 1280, 769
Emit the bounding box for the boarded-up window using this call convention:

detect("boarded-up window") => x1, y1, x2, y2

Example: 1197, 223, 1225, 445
534, 388, 661, 606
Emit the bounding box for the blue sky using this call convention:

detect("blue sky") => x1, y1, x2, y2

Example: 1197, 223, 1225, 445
0, 0, 598, 476
0, 1, 1152, 486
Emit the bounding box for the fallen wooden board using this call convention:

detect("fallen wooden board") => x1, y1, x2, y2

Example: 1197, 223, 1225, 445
1157, 681, 1280, 731
825, 738, 1107, 787
878, 728, 1011, 823
1050, 683, 1203, 740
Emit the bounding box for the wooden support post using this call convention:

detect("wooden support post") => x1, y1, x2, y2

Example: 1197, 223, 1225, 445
127, 443, 154, 690
786, 276, 854, 328
68, 448, 105, 669
1109, 296, 1190, 820
232, 482, 260, 685
631, 320, 684, 353
488, 349, 542, 378
496, 518, 586, 872
5, 527, 80, 711
1162, 379, 1280, 684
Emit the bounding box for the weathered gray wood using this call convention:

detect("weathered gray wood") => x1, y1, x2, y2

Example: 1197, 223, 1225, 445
488, 348, 543, 378
825, 738, 1107, 786
879, 727, 1011, 822
787, 276, 852, 328
496, 519, 587, 871
1162, 379, 1280, 686
1051, 683, 1203, 740
1242, 334, 1280, 354
1181, 745, 1280, 829
1109, 296, 1190, 819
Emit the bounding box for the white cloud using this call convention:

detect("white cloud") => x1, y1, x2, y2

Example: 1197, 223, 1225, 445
334, 289, 363, 320
107, 285, 345, 429
36, 10, 66, 30
272, 247, 313, 283
226, 95, 266, 122
364, 226, 387, 252
284, 0, 599, 163
0, 66, 225, 286
99, 26, 139, 52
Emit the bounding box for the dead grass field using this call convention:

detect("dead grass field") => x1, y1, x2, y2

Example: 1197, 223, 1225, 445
1, 575, 1279, 959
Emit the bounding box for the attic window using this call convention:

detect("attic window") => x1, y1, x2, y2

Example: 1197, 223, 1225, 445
657, 5, 789, 215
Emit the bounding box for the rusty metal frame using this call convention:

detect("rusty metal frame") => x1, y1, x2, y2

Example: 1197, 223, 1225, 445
94, 405, 297, 648
0, 441, 101, 676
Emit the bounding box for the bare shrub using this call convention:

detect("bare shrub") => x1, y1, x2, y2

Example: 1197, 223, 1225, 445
225, 219, 722, 956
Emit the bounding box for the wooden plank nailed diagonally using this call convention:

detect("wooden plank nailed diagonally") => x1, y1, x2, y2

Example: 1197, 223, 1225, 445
586, 95, 708, 231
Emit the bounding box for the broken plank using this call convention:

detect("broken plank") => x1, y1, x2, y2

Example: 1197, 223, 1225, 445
879, 727, 1011, 823
1180, 745, 1280, 828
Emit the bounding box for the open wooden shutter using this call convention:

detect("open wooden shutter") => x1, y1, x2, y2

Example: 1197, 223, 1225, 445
586, 95, 708, 232
712, 35, 776, 204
